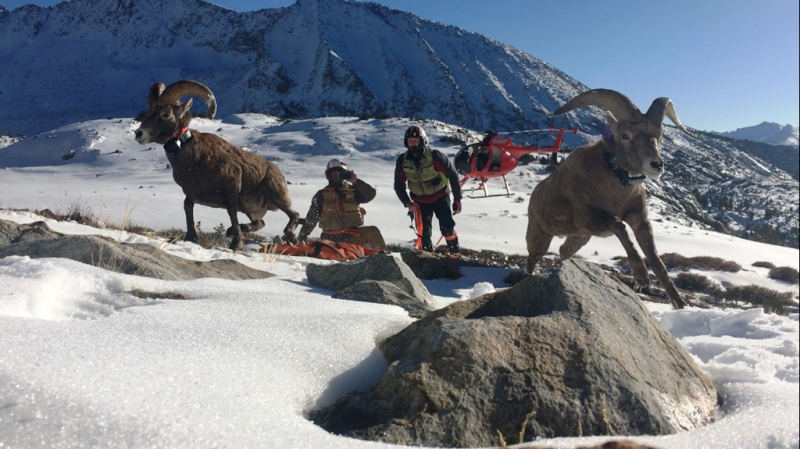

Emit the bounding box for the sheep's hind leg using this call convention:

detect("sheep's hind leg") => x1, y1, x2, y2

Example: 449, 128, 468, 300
183, 197, 200, 244
526, 220, 553, 274
228, 213, 265, 235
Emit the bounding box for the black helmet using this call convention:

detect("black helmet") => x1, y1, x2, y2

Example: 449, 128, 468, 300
404, 125, 428, 150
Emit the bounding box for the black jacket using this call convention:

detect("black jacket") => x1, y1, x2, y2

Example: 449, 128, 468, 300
393, 147, 462, 205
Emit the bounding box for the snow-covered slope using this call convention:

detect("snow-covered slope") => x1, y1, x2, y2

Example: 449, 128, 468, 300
715, 122, 799, 147
0, 0, 596, 138
0, 115, 797, 250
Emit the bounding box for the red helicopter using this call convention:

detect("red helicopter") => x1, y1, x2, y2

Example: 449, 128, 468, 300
454, 127, 579, 197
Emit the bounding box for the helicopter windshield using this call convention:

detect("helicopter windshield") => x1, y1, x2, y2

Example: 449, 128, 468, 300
454, 145, 474, 176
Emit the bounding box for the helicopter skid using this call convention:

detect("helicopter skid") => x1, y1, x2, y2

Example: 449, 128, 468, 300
463, 174, 512, 197
466, 193, 514, 199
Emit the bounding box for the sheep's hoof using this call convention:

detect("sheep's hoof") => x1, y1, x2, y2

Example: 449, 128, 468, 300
229, 239, 244, 251
632, 279, 650, 293
671, 296, 688, 309
283, 233, 298, 244
184, 233, 200, 244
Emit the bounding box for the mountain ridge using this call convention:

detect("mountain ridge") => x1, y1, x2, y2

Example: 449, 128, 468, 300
1, 115, 797, 249
0, 0, 797, 249
0, 0, 598, 139
714, 122, 799, 147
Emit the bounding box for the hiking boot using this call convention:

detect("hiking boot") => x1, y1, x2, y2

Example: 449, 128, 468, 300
446, 236, 460, 256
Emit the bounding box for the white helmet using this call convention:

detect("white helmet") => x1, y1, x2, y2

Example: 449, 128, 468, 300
326, 159, 347, 173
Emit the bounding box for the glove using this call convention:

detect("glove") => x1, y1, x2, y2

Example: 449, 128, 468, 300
452, 200, 461, 215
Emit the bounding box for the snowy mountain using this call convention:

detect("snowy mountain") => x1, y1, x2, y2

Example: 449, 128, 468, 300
0, 0, 595, 138
0, 0, 797, 249
715, 122, 799, 146
0, 115, 797, 249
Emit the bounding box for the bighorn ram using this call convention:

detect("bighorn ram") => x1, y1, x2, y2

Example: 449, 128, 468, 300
134, 80, 300, 250
526, 88, 688, 309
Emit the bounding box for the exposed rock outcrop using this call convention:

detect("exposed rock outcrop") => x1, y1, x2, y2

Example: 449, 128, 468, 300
309, 259, 717, 448
0, 220, 273, 281
0, 219, 61, 245
332, 280, 432, 319
307, 253, 437, 317
400, 250, 474, 280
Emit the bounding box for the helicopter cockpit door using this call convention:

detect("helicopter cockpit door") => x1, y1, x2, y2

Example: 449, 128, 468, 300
475, 145, 503, 172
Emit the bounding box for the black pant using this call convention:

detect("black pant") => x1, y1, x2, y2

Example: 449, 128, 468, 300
418, 196, 455, 249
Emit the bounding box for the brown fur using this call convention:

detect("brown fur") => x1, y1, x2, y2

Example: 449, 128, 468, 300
135, 90, 299, 250
526, 94, 687, 309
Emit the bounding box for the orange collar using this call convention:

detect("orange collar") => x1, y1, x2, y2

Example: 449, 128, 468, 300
173, 126, 189, 139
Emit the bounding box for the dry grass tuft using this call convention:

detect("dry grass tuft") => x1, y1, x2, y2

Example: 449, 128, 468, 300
723, 285, 794, 314
673, 272, 722, 294
752, 261, 776, 269
259, 242, 287, 263
615, 252, 741, 273
768, 266, 799, 285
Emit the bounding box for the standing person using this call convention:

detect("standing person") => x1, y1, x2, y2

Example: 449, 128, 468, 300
297, 159, 386, 250
394, 125, 462, 255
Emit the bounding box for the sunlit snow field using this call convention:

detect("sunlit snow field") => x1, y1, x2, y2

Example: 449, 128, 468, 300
0, 115, 798, 448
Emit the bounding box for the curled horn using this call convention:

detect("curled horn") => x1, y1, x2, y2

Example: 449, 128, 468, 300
646, 97, 689, 133
147, 83, 166, 111
551, 88, 641, 122
157, 80, 218, 118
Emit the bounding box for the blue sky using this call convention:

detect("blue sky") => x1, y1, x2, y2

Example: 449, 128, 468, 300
3, 0, 798, 132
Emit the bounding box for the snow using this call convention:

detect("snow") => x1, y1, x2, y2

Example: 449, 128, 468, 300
0, 115, 798, 448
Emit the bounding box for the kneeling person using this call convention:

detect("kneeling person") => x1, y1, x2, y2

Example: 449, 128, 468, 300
297, 159, 386, 250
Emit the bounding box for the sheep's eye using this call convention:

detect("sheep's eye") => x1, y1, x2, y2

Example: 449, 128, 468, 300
621, 133, 631, 141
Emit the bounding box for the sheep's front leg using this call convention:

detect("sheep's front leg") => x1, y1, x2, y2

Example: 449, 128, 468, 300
269, 198, 300, 244
580, 209, 650, 287
282, 210, 300, 244
629, 217, 687, 309
226, 204, 244, 251
607, 220, 650, 288
240, 219, 265, 233
559, 235, 591, 260
183, 197, 200, 244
